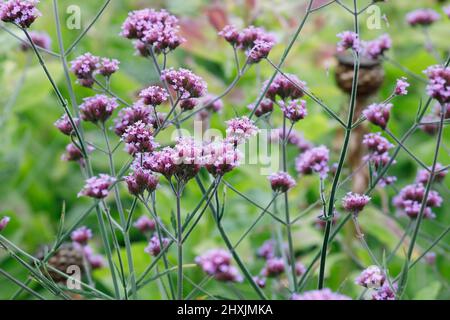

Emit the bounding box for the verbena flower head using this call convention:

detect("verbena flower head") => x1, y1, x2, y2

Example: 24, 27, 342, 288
406, 9, 440, 27
171, 137, 203, 181
0, 216, 10, 232
249, 98, 273, 117
425, 252, 436, 265
416, 163, 448, 184
142, 147, 177, 178
424, 65, 450, 104
218, 25, 239, 45
355, 266, 386, 289
98, 58, 120, 77
394, 77, 410, 96
296, 262, 306, 276
78, 174, 115, 199
80, 95, 118, 123
125, 166, 159, 196
362, 34, 391, 60
372, 283, 396, 300
236, 26, 275, 51
295, 145, 330, 178
261, 257, 285, 277
253, 276, 266, 288
122, 121, 158, 155
257, 240, 275, 260
145, 235, 169, 256
139, 85, 168, 106
70, 53, 100, 81
247, 39, 274, 63
265, 73, 307, 101
71, 226, 92, 246
342, 192, 371, 213
280, 99, 307, 122
270, 128, 313, 152
61, 143, 94, 164
420, 114, 439, 135
378, 175, 397, 188
133, 215, 156, 233
121, 8, 184, 54
203, 141, 241, 176
268, 171, 296, 193
315, 210, 339, 229
54, 114, 79, 136
195, 249, 243, 282
336, 31, 360, 52
225, 116, 258, 144
86, 252, 105, 270
113, 101, 152, 136
161, 68, 207, 99
292, 289, 351, 300
180, 98, 198, 111
362, 132, 394, 154
0, 0, 41, 28
20, 31, 50, 51
393, 183, 442, 219
202, 95, 224, 113
363, 103, 393, 129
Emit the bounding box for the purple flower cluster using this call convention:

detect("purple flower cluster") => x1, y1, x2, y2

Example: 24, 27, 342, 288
268, 171, 296, 193
98, 58, 120, 77
71, 53, 119, 87
125, 166, 159, 196
249, 99, 273, 117
79, 95, 118, 123
61, 143, 94, 165
225, 116, 259, 144
363, 103, 393, 129
355, 266, 386, 289
0, 216, 10, 232
362, 132, 394, 154
78, 174, 115, 199
161, 68, 207, 100
280, 99, 307, 122
265, 74, 307, 102
71, 226, 92, 246
145, 235, 169, 256
122, 121, 158, 155
195, 249, 243, 282
219, 25, 276, 63
133, 215, 156, 233
0, 0, 41, 28
257, 240, 275, 260
342, 192, 371, 213
139, 86, 169, 106
203, 141, 241, 177
121, 9, 184, 55
336, 31, 360, 52
406, 9, 440, 27
54, 114, 80, 136
393, 183, 442, 219
362, 34, 392, 60
372, 283, 396, 300
416, 163, 448, 184
394, 77, 410, 96
315, 210, 339, 229
83, 245, 105, 270
295, 146, 330, 178
113, 101, 152, 136
261, 257, 285, 277
20, 31, 50, 51
270, 128, 313, 152
292, 289, 351, 300
424, 65, 449, 104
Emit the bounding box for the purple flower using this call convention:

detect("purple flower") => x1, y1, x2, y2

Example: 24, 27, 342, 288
247, 39, 274, 63
179, 98, 198, 111
171, 137, 203, 181
145, 235, 169, 256
315, 210, 339, 229
142, 147, 177, 178
424, 65, 449, 104
261, 257, 285, 277
378, 176, 397, 187
265, 73, 307, 101
0, 216, 10, 232
372, 283, 396, 300
20, 31, 50, 51
61, 143, 94, 164
295, 145, 330, 178
195, 249, 243, 282
122, 121, 158, 155
218, 25, 239, 45
80, 95, 118, 123
342, 192, 371, 213
416, 163, 448, 184
292, 289, 351, 300
113, 101, 152, 136
249, 99, 273, 117
125, 167, 159, 196
203, 141, 241, 176
70, 53, 100, 81
270, 128, 312, 152
444, 6, 450, 19
296, 261, 306, 276
54, 114, 79, 136
83, 245, 105, 269
336, 31, 360, 52
280, 99, 307, 122
78, 174, 115, 199
161, 68, 207, 99
203, 95, 224, 113
253, 276, 266, 288
133, 215, 156, 233
139, 86, 169, 106
236, 26, 276, 62
420, 114, 439, 135
363, 103, 393, 129
406, 9, 440, 27
0, 0, 41, 28
268, 171, 296, 193
424, 252, 436, 265
225, 116, 258, 144
394, 77, 410, 96
355, 266, 386, 289
71, 226, 92, 246
98, 58, 120, 77
393, 183, 442, 219
362, 34, 391, 60
121, 9, 184, 54
362, 132, 393, 154
257, 240, 275, 260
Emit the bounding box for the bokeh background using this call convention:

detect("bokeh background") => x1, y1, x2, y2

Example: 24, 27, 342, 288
0, 0, 449, 299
